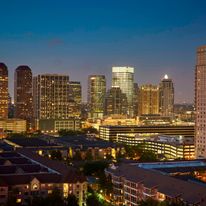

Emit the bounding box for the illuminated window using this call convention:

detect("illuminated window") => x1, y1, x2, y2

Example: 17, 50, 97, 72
16, 199, 21, 203
32, 184, 38, 190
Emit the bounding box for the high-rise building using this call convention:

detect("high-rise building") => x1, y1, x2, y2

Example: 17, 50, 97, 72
112, 67, 134, 117
14, 66, 33, 128
0, 63, 8, 119
33, 74, 70, 120
133, 83, 139, 117
159, 74, 174, 117
88, 75, 106, 119
138, 84, 159, 115
104, 86, 128, 116
68, 81, 82, 117
195, 45, 206, 158
8, 93, 14, 118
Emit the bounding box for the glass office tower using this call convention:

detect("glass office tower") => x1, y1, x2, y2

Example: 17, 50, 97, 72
112, 67, 134, 117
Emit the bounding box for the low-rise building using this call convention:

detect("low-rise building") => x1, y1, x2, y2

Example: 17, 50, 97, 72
0, 118, 26, 133
106, 161, 206, 206
99, 125, 194, 141
117, 134, 195, 160
0, 150, 87, 205
37, 118, 81, 134
59, 135, 125, 160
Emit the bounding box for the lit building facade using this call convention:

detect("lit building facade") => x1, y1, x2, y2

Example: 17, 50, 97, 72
104, 86, 128, 116
159, 74, 174, 117
88, 75, 106, 119
68, 81, 82, 117
39, 118, 81, 133
112, 67, 134, 117
116, 134, 195, 160
33, 74, 70, 120
0, 118, 26, 133
33, 74, 74, 131
138, 84, 159, 115
195, 45, 206, 158
0, 63, 8, 119
99, 125, 194, 141
14, 65, 33, 128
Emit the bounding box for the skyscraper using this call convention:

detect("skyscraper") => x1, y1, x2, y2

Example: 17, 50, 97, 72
68, 81, 82, 117
0, 63, 8, 119
88, 75, 106, 119
133, 83, 139, 117
159, 74, 174, 117
138, 84, 159, 115
14, 66, 33, 128
112, 67, 134, 117
33, 74, 70, 120
195, 45, 206, 158
104, 86, 128, 116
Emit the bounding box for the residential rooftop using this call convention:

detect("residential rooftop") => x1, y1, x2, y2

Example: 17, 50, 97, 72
0, 149, 86, 186
107, 163, 206, 205
58, 135, 120, 149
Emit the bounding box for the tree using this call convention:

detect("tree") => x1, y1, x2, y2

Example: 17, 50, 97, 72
83, 161, 109, 176
66, 194, 78, 206
44, 188, 64, 206
86, 194, 102, 206
73, 150, 82, 161
58, 129, 83, 137
50, 150, 63, 161
98, 173, 113, 195
85, 150, 93, 160
105, 154, 113, 160
82, 127, 98, 135
139, 151, 157, 162
124, 145, 142, 159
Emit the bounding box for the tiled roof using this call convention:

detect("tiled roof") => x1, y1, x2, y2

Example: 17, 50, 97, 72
0, 173, 62, 185
0, 150, 87, 187
18, 149, 87, 183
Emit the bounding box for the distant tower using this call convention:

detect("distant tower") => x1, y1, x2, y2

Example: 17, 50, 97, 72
14, 66, 33, 128
195, 45, 206, 158
133, 83, 139, 117
112, 67, 134, 117
138, 84, 159, 115
88, 75, 106, 119
104, 86, 128, 116
68, 81, 82, 117
159, 74, 174, 117
0, 63, 8, 119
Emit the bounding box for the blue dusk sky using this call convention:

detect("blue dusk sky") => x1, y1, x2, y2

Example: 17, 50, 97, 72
0, 0, 206, 103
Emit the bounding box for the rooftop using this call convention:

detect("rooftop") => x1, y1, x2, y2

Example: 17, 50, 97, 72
58, 135, 119, 149
107, 164, 206, 205
5, 137, 61, 148
0, 149, 86, 186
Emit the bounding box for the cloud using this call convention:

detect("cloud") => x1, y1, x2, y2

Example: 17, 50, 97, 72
47, 38, 64, 48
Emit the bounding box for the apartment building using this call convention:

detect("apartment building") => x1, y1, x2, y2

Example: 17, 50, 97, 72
106, 163, 206, 206
0, 150, 87, 205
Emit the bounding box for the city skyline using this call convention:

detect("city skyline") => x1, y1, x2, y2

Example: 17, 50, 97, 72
1, 0, 206, 103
